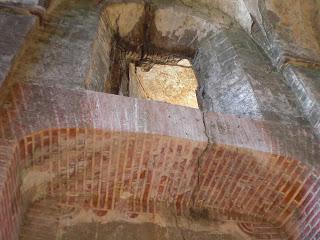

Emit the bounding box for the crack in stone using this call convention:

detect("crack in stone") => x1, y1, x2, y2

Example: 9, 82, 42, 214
190, 110, 211, 208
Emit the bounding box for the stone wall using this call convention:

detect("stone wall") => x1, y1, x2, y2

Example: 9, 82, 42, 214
193, 26, 306, 125
0, 0, 320, 240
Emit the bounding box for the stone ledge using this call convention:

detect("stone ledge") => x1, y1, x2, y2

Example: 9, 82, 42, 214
0, 83, 319, 169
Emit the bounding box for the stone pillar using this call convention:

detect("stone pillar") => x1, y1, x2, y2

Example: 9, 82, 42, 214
193, 26, 305, 124
283, 65, 320, 135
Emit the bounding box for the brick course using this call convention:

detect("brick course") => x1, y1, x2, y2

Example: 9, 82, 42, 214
0, 83, 319, 239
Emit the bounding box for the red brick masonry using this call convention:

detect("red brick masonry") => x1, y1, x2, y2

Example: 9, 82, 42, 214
0, 84, 319, 239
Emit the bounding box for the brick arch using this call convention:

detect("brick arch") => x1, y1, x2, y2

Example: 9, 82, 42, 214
2, 129, 288, 239
13, 128, 305, 216
0, 83, 319, 239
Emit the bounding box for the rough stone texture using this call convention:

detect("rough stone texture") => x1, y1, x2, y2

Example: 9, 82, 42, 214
150, 4, 232, 56
0, 0, 320, 239
19, 200, 250, 240
61, 222, 240, 240
193, 26, 306, 125
184, 0, 320, 69
7, 0, 100, 90
129, 62, 199, 108
161, 0, 252, 34
85, 6, 114, 92
105, 2, 144, 40
0, 0, 39, 5
257, 0, 320, 65
0, 11, 35, 88
0, 0, 58, 11
283, 65, 320, 136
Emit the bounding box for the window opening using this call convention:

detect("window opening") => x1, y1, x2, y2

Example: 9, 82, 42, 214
127, 59, 199, 109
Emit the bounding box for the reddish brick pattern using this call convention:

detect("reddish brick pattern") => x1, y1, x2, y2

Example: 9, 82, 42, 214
14, 129, 320, 238
238, 222, 286, 239
19, 200, 61, 240
0, 140, 21, 240
285, 176, 320, 240
0, 83, 319, 239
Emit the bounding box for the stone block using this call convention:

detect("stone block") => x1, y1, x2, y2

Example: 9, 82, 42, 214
0, 11, 35, 88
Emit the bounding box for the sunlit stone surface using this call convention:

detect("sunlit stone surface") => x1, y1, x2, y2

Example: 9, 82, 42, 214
129, 60, 199, 108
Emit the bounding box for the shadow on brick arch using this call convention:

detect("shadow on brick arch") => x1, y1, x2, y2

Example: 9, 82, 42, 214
0, 83, 319, 240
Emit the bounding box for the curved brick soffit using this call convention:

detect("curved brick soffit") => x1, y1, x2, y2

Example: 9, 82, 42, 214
0, 83, 319, 239
0, 2, 319, 240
